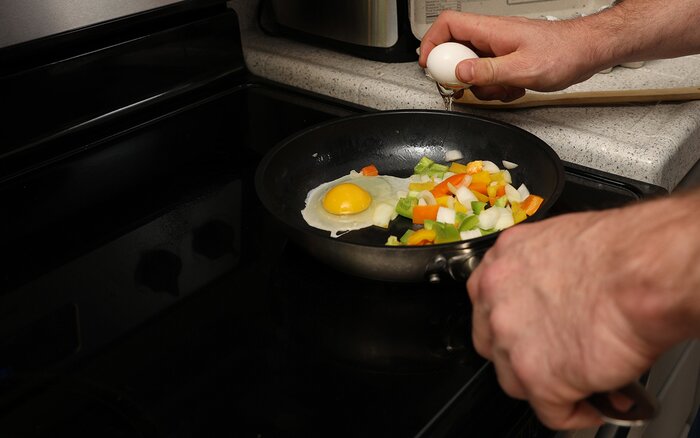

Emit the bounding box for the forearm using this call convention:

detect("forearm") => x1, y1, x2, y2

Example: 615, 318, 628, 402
584, 0, 700, 66
603, 187, 700, 351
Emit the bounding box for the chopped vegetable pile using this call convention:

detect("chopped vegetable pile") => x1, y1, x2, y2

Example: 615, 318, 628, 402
372, 155, 544, 246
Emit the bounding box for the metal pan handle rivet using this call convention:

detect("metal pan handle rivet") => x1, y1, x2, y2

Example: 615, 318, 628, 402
587, 381, 658, 427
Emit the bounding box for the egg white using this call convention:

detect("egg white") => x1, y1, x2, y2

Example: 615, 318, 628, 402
301, 173, 410, 238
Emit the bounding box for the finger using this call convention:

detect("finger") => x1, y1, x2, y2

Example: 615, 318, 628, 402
491, 347, 528, 399
418, 10, 465, 67
530, 398, 604, 431
456, 54, 536, 90
471, 304, 493, 359
469, 85, 526, 102
467, 264, 494, 359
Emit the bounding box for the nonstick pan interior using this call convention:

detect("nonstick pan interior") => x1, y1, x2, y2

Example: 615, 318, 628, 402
255, 110, 565, 282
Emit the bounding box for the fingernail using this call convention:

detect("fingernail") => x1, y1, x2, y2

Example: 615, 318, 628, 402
457, 60, 475, 84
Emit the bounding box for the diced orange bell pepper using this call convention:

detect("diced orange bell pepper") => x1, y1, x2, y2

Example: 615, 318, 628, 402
472, 189, 489, 203
361, 164, 379, 176
406, 228, 437, 246
496, 184, 506, 197
469, 182, 488, 195
412, 204, 439, 224
431, 173, 467, 198
448, 162, 469, 174
521, 194, 544, 216
465, 160, 483, 175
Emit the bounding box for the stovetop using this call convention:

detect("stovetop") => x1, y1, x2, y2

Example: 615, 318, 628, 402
0, 81, 667, 437
0, 4, 667, 437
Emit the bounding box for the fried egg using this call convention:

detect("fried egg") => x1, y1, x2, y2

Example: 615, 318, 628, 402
301, 172, 410, 237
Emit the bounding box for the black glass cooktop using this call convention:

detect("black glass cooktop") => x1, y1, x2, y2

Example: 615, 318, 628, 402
0, 81, 667, 438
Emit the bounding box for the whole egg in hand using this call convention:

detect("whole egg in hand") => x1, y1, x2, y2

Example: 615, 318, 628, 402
302, 173, 410, 238
426, 42, 479, 88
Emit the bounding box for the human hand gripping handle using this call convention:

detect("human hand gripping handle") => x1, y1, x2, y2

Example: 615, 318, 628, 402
463, 193, 700, 430
463, 236, 658, 429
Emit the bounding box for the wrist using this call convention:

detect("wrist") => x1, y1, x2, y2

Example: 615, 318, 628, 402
602, 191, 700, 352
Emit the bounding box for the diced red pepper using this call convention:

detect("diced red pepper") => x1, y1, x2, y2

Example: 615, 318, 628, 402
361, 164, 379, 176
431, 173, 467, 198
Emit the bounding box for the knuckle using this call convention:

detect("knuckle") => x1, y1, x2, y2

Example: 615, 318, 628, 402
478, 58, 498, 85
471, 331, 491, 359
488, 305, 512, 340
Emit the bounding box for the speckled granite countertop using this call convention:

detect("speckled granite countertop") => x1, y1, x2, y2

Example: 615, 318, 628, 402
231, 1, 700, 191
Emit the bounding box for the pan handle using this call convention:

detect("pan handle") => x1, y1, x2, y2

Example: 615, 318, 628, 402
429, 251, 481, 283
437, 253, 658, 427
587, 381, 658, 427
426, 252, 482, 283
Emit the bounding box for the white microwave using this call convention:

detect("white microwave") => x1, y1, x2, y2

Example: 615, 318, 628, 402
409, 0, 614, 40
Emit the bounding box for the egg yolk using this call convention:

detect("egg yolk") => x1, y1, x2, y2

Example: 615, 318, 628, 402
322, 183, 372, 215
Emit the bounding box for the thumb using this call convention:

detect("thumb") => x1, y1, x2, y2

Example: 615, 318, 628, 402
456, 56, 520, 88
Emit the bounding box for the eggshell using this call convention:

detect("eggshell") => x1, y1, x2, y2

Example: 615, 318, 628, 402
426, 42, 479, 88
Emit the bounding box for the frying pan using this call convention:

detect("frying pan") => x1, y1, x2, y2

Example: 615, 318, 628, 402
255, 110, 564, 283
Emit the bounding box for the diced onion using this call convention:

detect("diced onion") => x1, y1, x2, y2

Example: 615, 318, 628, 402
350, 170, 361, 178
396, 191, 407, 199
447, 182, 458, 195
517, 183, 530, 200
419, 190, 437, 205
502, 170, 512, 184
443, 171, 455, 179
445, 149, 464, 162
436, 206, 456, 224
494, 208, 515, 230
502, 160, 519, 169
460, 229, 482, 240
420, 174, 431, 183
482, 160, 500, 173
504, 184, 522, 203
372, 203, 395, 228
455, 186, 477, 206
478, 208, 500, 229
418, 198, 427, 206
446, 196, 454, 209
460, 174, 472, 187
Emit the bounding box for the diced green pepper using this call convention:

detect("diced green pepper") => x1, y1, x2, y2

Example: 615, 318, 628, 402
471, 201, 487, 215
385, 235, 401, 246
399, 229, 415, 244
395, 197, 418, 219
454, 211, 468, 225
494, 195, 508, 208
426, 163, 448, 178
480, 228, 497, 236
458, 214, 479, 231
423, 219, 437, 231
414, 156, 434, 174
435, 223, 461, 244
